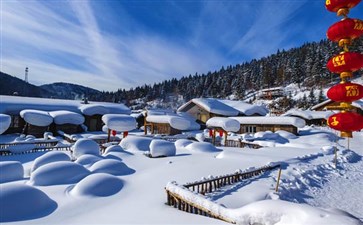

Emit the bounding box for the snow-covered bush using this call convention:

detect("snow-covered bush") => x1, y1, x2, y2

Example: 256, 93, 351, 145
185, 142, 220, 153
75, 154, 104, 167
275, 130, 297, 139
0, 161, 24, 183
120, 136, 152, 152
103, 145, 125, 155
174, 139, 194, 150
70, 173, 123, 197
0, 183, 56, 222
149, 139, 176, 157
0, 114, 11, 134
90, 159, 134, 176
31, 151, 71, 172
72, 138, 100, 158
29, 161, 90, 186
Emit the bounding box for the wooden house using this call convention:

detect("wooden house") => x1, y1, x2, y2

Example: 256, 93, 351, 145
282, 109, 334, 126
312, 99, 363, 115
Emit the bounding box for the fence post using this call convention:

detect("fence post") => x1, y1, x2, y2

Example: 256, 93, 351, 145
275, 167, 282, 193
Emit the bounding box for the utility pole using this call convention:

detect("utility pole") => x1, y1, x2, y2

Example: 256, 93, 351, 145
24, 67, 29, 83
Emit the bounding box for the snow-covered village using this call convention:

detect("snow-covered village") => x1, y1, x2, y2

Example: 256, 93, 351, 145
1, 1, 363, 225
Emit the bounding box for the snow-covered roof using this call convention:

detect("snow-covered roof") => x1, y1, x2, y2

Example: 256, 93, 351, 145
0, 95, 130, 115
206, 117, 240, 132
230, 116, 306, 128
146, 115, 200, 131
102, 114, 136, 132
178, 98, 268, 116
0, 114, 11, 134
312, 99, 363, 111
49, 110, 85, 125
282, 109, 334, 120
20, 109, 53, 127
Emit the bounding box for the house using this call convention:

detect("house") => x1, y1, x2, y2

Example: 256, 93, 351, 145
0, 95, 131, 136
205, 117, 240, 145
282, 109, 334, 126
229, 116, 306, 135
20, 109, 53, 137
144, 110, 200, 135
311, 99, 363, 115
177, 98, 268, 124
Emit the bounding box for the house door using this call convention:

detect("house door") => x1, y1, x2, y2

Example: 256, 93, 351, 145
89, 118, 98, 131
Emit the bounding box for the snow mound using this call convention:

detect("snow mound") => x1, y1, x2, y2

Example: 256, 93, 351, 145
321, 146, 335, 155
185, 142, 220, 153
0, 161, 24, 183
120, 136, 152, 152
29, 161, 90, 186
20, 109, 53, 127
102, 114, 136, 132
90, 159, 135, 175
254, 131, 280, 140
79, 104, 109, 116
174, 139, 195, 150
0, 114, 11, 134
206, 117, 240, 132
75, 154, 104, 167
215, 149, 245, 159
103, 145, 125, 154
49, 110, 85, 125
6, 143, 36, 153
72, 138, 100, 158
275, 130, 297, 139
70, 173, 123, 197
149, 139, 176, 157
31, 151, 71, 172
230, 199, 361, 225
0, 183, 57, 222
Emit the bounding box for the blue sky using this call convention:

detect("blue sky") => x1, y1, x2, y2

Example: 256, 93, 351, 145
1, 0, 362, 91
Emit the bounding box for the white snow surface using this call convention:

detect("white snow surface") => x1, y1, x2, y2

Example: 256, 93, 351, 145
31, 151, 71, 172
90, 159, 134, 176
75, 154, 103, 167
189, 98, 240, 116
19, 109, 53, 127
0, 114, 11, 134
185, 142, 220, 153
79, 104, 109, 116
282, 109, 334, 120
146, 115, 200, 131
119, 135, 152, 152
149, 139, 176, 157
230, 116, 306, 128
49, 110, 85, 125
101, 114, 136, 132
70, 173, 123, 197
72, 138, 100, 159
206, 117, 240, 132
0, 161, 24, 183
6, 143, 36, 154
220, 99, 269, 116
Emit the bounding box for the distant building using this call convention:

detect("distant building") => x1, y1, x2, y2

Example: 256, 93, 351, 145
282, 109, 334, 126
311, 99, 363, 115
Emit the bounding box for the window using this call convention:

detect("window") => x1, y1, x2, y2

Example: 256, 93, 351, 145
11, 116, 21, 128
245, 126, 257, 133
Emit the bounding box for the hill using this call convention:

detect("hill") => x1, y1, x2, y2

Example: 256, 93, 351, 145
40, 82, 101, 100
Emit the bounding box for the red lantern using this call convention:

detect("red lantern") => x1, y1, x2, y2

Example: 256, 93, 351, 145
111, 130, 117, 136
219, 130, 224, 137
208, 129, 213, 137
327, 82, 363, 102
327, 18, 363, 42
326, 52, 363, 74
325, 0, 361, 13
327, 112, 363, 134
123, 131, 128, 138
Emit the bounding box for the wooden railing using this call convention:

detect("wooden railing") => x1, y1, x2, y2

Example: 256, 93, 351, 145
0, 140, 59, 150
205, 138, 262, 149
165, 164, 280, 223
0, 145, 72, 156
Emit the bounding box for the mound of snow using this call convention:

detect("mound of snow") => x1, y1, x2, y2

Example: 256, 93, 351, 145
49, 110, 84, 125
6, 143, 36, 154
31, 151, 71, 172
149, 140, 176, 157
0, 183, 57, 222
102, 114, 136, 132
206, 117, 240, 132
275, 130, 297, 139
120, 136, 152, 152
75, 154, 103, 167
103, 145, 125, 154
321, 146, 335, 155
79, 104, 109, 116
20, 109, 53, 127
72, 138, 100, 158
254, 131, 280, 140
0, 161, 24, 183
90, 159, 134, 176
185, 142, 220, 153
174, 139, 195, 150
70, 173, 123, 197
0, 114, 11, 134
29, 161, 90, 186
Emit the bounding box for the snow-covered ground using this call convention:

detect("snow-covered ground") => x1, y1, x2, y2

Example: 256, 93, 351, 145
0, 127, 362, 224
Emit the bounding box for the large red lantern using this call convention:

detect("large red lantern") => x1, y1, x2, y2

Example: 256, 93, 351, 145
325, 0, 362, 15
326, 52, 363, 74
327, 18, 363, 43
327, 82, 363, 102
327, 112, 363, 137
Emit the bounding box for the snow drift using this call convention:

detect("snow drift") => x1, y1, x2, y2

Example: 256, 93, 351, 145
149, 139, 176, 157
31, 151, 71, 172
75, 154, 104, 167
185, 142, 220, 153
120, 136, 152, 152
72, 138, 100, 158
90, 159, 135, 176
0, 161, 24, 183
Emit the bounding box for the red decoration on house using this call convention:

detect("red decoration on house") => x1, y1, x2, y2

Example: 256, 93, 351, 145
209, 129, 213, 137
123, 131, 128, 138
327, 82, 363, 102
111, 130, 117, 136
219, 130, 224, 137
327, 18, 363, 43
327, 112, 363, 135
326, 52, 363, 74
325, 0, 361, 13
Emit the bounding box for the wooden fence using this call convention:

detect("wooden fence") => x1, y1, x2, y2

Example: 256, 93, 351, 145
0, 140, 59, 150
0, 145, 72, 156
165, 164, 280, 223
205, 138, 262, 149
